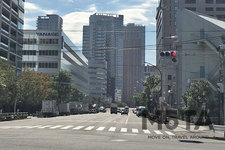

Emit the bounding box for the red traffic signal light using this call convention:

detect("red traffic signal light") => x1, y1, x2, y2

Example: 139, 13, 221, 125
171, 51, 176, 56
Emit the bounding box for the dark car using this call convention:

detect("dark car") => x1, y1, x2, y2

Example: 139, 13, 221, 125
121, 108, 129, 115
136, 106, 148, 117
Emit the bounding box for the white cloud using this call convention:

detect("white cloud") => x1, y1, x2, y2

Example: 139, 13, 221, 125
24, 18, 36, 29
25, 2, 57, 14
24, 2, 58, 30
62, 4, 97, 44
117, 0, 157, 25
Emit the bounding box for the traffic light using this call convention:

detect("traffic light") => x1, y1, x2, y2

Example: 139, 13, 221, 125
160, 51, 177, 62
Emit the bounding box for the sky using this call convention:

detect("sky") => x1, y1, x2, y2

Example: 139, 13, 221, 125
24, 0, 158, 64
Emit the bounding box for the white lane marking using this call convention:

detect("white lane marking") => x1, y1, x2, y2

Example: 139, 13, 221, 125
73, 126, 84, 130
125, 117, 129, 125
120, 128, 127, 132
12, 126, 23, 129
96, 127, 105, 131
84, 126, 94, 131
25, 125, 42, 129
38, 125, 52, 129
132, 128, 139, 133
61, 125, 74, 130
154, 130, 163, 135
165, 131, 175, 136
50, 125, 63, 129
143, 129, 151, 134
0, 126, 11, 129
109, 127, 116, 132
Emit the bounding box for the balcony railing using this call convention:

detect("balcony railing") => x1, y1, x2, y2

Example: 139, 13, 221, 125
2, 1, 10, 9
1, 28, 9, 35
2, 14, 10, 21
11, 9, 18, 15
11, 21, 17, 27
0, 42, 9, 48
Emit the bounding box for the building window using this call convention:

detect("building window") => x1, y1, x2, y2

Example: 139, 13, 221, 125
216, 15, 225, 19
175, 0, 178, 3
175, 6, 178, 11
205, 7, 214, 11
216, 7, 225, 11
22, 62, 36, 68
185, 0, 196, 4
39, 50, 58, 56
39, 39, 59, 44
200, 66, 205, 78
205, 0, 214, 3
22, 50, 36, 55
186, 7, 196, 11
216, 0, 225, 4
0, 49, 8, 59
39, 62, 58, 68
168, 75, 172, 80
23, 38, 37, 44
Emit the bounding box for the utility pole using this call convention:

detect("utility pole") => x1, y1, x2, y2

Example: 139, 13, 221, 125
13, 57, 18, 114
218, 44, 225, 125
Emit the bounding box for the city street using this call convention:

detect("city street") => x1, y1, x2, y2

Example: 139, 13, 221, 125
0, 110, 224, 150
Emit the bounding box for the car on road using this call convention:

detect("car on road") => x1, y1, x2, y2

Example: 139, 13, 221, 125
121, 108, 128, 115
99, 106, 106, 113
136, 106, 148, 117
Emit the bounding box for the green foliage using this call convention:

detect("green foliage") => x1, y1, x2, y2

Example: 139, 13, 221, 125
17, 71, 51, 113
52, 71, 73, 104
131, 75, 160, 113
0, 59, 16, 112
142, 75, 161, 112
182, 80, 219, 120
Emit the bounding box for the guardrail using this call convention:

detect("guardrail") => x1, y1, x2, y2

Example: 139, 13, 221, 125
0, 112, 28, 121
213, 124, 225, 138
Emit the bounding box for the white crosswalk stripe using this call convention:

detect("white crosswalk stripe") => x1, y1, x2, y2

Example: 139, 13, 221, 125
25, 125, 42, 129
143, 129, 151, 134
50, 125, 63, 129
73, 126, 84, 130
96, 127, 105, 131
0, 126, 11, 129
132, 128, 139, 133
165, 131, 175, 136
120, 128, 127, 132
154, 130, 163, 135
84, 126, 94, 131
61, 126, 74, 130
38, 125, 52, 129
108, 127, 116, 132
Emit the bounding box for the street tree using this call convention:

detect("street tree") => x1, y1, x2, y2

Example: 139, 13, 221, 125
0, 59, 16, 112
142, 75, 161, 113
182, 80, 218, 123
52, 71, 73, 104
17, 71, 51, 113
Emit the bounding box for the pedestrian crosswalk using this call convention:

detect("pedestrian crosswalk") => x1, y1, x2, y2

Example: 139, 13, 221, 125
0, 125, 181, 136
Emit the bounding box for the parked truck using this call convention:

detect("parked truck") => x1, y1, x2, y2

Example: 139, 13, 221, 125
110, 103, 118, 114
42, 100, 58, 117
59, 103, 70, 116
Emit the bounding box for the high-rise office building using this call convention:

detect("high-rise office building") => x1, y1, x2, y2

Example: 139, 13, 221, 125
0, 0, 25, 70
37, 14, 63, 31
123, 23, 145, 106
83, 13, 124, 101
156, 0, 225, 107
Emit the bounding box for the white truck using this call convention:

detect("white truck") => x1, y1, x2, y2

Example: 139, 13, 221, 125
59, 103, 70, 116
42, 100, 58, 117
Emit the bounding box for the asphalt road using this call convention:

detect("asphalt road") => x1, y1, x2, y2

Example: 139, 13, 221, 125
0, 110, 224, 150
